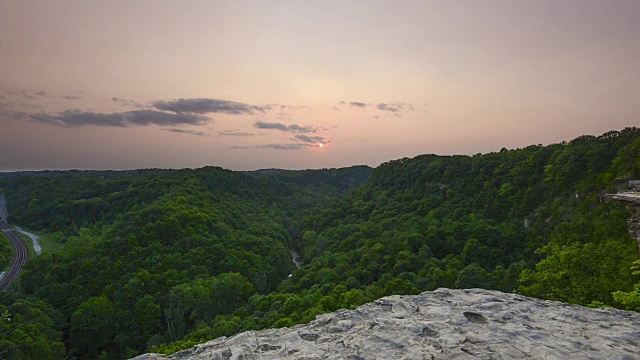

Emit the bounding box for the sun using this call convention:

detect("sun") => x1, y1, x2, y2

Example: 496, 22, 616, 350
318, 143, 323, 148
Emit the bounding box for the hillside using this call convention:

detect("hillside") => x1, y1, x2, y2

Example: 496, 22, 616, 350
0, 166, 371, 359
1, 128, 640, 359
245, 166, 373, 196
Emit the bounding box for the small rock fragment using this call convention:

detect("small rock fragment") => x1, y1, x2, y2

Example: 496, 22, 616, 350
299, 333, 320, 341
421, 326, 439, 337
256, 344, 281, 352
463, 311, 488, 324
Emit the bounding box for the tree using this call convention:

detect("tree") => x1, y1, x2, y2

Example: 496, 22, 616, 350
454, 263, 492, 289
518, 241, 636, 305
0, 299, 65, 360
70, 296, 117, 359
612, 260, 640, 311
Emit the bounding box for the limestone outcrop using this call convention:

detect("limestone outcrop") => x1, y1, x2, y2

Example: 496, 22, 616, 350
606, 191, 640, 252
133, 288, 640, 360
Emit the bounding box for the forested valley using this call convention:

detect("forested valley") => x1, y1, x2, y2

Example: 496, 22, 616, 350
1, 128, 640, 359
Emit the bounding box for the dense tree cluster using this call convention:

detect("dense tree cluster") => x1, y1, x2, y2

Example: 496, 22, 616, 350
0, 234, 10, 269
0, 292, 66, 359
0, 128, 639, 358
0, 166, 371, 358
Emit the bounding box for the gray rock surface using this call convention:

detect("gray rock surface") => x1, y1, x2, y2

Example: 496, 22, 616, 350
606, 191, 640, 252
133, 288, 640, 359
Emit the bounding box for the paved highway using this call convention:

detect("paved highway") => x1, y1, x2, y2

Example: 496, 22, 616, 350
0, 221, 28, 290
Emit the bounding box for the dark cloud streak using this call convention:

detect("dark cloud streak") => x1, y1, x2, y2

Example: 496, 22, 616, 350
153, 98, 269, 115
231, 143, 316, 150
218, 130, 255, 137
12, 109, 210, 127
339, 100, 413, 113
164, 128, 210, 137
294, 134, 331, 144
258, 143, 315, 150
112, 97, 144, 108
377, 102, 414, 113
253, 121, 317, 133
2, 90, 50, 100
376, 103, 400, 112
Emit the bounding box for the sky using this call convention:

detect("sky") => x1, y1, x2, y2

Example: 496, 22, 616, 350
1, 0, 639, 171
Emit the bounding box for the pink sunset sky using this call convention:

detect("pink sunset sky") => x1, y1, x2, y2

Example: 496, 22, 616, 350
1, 0, 639, 171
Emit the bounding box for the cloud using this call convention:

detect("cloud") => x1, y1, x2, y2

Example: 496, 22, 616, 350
3, 90, 50, 100
266, 103, 293, 110
0, 101, 42, 111
294, 134, 332, 144
112, 97, 144, 108
62, 95, 82, 100
377, 102, 415, 113
337, 100, 413, 113
253, 121, 317, 133
376, 103, 400, 112
231, 135, 331, 150
259, 143, 316, 150
4, 111, 34, 120
218, 130, 255, 136
231, 143, 317, 150
13, 109, 209, 127
153, 98, 269, 115
164, 128, 210, 137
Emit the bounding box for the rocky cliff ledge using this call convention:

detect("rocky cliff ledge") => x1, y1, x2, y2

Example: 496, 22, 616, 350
606, 191, 640, 252
134, 288, 640, 360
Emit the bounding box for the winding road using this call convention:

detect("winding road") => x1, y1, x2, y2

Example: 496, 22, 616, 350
0, 221, 28, 290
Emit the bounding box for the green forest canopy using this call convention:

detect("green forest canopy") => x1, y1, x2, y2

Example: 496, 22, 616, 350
1, 128, 639, 359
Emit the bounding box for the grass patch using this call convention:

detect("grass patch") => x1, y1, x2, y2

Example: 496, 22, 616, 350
16, 229, 65, 254
13, 232, 36, 259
